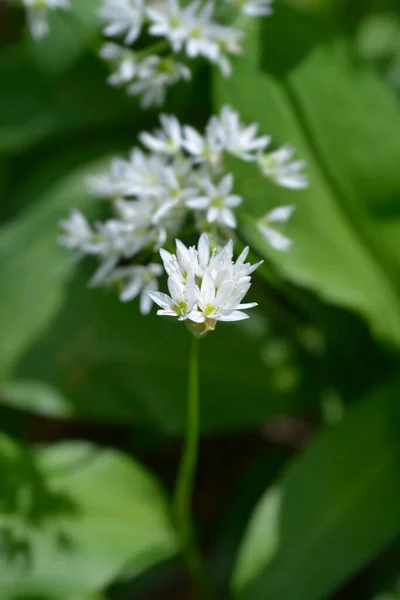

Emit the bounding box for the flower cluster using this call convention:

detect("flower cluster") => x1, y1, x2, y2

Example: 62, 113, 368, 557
22, 0, 70, 39
59, 105, 306, 316
149, 234, 261, 335
98, 0, 273, 107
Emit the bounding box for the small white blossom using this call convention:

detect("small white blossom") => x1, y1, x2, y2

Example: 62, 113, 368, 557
121, 148, 167, 197
146, 0, 188, 52
100, 263, 163, 313
183, 118, 224, 165
224, 0, 273, 17
99, 43, 137, 85
58, 209, 93, 250
150, 234, 260, 333
139, 114, 183, 155
147, 0, 242, 75
218, 105, 270, 161
257, 205, 294, 251
86, 158, 128, 201
23, 0, 70, 39
186, 173, 242, 229
99, 0, 144, 44
152, 166, 198, 224
259, 145, 308, 189
149, 274, 198, 321
127, 56, 191, 108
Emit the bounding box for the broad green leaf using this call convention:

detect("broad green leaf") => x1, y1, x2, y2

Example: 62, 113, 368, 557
0, 380, 73, 418
0, 437, 177, 598
233, 380, 400, 600
0, 46, 134, 154
0, 159, 105, 380
214, 40, 400, 346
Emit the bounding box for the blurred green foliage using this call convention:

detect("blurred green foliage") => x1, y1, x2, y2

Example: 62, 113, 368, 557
1, 0, 400, 599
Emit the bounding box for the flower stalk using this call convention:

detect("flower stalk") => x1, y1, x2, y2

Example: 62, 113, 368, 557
173, 335, 209, 597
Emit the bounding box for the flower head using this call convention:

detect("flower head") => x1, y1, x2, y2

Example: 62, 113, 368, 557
149, 234, 260, 335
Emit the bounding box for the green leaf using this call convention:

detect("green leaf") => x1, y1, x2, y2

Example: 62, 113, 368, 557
233, 380, 400, 600
214, 40, 400, 346
0, 437, 177, 598
0, 381, 73, 419
0, 159, 105, 380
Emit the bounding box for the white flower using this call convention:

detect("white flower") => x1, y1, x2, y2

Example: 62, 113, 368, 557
146, 0, 188, 52
147, 0, 241, 75
190, 270, 257, 324
121, 148, 167, 197
224, 0, 273, 17
99, 0, 144, 44
186, 173, 242, 229
257, 205, 294, 251
86, 158, 128, 200
150, 234, 260, 333
183, 117, 224, 165
218, 105, 270, 161
99, 43, 137, 85
127, 56, 191, 108
152, 165, 198, 224
23, 0, 69, 40
259, 145, 308, 189
149, 274, 198, 321
100, 263, 163, 314
58, 209, 93, 250
139, 114, 183, 155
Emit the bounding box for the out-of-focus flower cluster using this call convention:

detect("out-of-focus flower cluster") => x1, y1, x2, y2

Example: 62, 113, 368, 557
98, 0, 274, 107
59, 105, 307, 316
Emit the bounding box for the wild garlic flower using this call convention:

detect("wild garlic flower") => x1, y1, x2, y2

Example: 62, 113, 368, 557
96, 263, 163, 313
98, 0, 247, 106
99, 0, 144, 44
23, 0, 70, 39
186, 173, 242, 229
59, 209, 93, 251
259, 145, 308, 189
257, 205, 294, 251
146, 0, 242, 76
139, 114, 183, 155
149, 234, 260, 335
218, 105, 271, 161
224, 0, 274, 17
127, 56, 191, 108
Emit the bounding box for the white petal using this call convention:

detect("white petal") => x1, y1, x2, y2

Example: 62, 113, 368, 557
120, 278, 142, 302
216, 310, 250, 322
198, 233, 210, 265
186, 196, 210, 210
259, 225, 292, 251
148, 291, 174, 309
221, 207, 237, 229
266, 205, 295, 223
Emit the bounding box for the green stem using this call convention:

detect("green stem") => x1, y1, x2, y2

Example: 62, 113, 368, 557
173, 336, 209, 597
